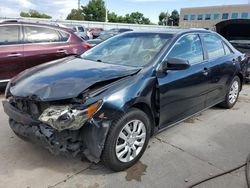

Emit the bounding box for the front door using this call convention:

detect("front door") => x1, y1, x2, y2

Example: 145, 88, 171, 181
157, 34, 210, 128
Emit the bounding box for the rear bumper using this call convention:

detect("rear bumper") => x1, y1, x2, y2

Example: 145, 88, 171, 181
2, 101, 110, 162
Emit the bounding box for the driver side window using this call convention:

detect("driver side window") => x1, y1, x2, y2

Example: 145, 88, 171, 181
167, 34, 204, 65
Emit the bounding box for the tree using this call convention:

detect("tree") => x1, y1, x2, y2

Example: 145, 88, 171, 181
170, 10, 180, 26
158, 12, 170, 25
66, 9, 84, 20
121, 12, 151, 24
82, 0, 106, 22
20, 10, 51, 19
158, 10, 179, 26
108, 12, 119, 23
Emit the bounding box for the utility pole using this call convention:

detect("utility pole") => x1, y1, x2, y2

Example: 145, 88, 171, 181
78, 0, 80, 10
105, 0, 108, 22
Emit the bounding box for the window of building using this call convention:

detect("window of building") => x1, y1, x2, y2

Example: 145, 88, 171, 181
205, 14, 211, 20
183, 15, 189, 20
203, 34, 225, 59
241, 12, 249, 19
190, 15, 196, 20
197, 14, 203, 20
0, 25, 20, 45
213, 13, 220, 20
222, 13, 229, 20
167, 34, 204, 65
231, 12, 238, 19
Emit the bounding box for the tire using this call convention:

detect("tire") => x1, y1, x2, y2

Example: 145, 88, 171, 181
220, 76, 241, 109
102, 108, 151, 171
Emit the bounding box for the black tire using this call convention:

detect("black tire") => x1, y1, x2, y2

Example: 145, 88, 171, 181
102, 108, 151, 171
220, 76, 241, 109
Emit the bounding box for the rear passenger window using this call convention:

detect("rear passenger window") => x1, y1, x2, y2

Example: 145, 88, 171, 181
203, 34, 225, 59
0, 25, 20, 45
24, 26, 60, 43
223, 43, 232, 55
167, 34, 204, 65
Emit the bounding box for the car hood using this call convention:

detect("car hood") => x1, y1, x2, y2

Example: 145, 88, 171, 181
8, 57, 140, 101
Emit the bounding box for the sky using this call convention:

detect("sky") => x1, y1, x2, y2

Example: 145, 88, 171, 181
0, 0, 249, 23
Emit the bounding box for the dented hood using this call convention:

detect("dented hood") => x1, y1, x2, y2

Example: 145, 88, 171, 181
8, 57, 140, 101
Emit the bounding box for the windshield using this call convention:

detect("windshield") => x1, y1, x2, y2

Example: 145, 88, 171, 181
82, 33, 172, 67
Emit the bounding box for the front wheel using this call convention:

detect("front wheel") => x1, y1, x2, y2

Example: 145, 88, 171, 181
102, 108, 151, 171
220, 76, 241, 109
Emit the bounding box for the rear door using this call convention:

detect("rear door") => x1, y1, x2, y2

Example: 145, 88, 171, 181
0, 24, 24, 81
201, 33, 237, 107
23, 25, 70, 70
157, 34, 211, 128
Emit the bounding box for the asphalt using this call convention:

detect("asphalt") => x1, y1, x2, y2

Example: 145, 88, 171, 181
0, 85, 249, 188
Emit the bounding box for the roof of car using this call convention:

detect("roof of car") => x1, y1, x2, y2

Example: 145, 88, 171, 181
127, 29, 212, 35
0, 20, 74, 32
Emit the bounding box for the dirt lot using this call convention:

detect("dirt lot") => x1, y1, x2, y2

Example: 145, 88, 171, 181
0, 85, 249, 188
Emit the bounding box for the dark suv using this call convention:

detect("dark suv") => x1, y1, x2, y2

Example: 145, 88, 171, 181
0, 21, 90, 86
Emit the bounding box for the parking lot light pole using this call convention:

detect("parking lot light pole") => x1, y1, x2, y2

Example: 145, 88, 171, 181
78, 0, 80, 10
105, 0, 108, 23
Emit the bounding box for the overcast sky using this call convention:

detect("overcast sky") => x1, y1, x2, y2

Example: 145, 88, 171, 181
0, 0, 249, 23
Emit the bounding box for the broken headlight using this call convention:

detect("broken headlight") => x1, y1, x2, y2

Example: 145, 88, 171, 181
38, 101, 102, 131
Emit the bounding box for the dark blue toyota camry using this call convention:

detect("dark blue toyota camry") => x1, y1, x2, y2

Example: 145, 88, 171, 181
3, 29, 247, 171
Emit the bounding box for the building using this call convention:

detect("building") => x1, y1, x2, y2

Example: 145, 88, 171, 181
180, 4, 250, 29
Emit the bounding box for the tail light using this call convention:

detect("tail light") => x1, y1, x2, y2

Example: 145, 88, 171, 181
82, 42, 91, 50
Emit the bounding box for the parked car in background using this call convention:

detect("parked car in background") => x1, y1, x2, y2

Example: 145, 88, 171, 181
0, 20, 90, 86
87, 28, 104, 39
65, 24, 89, 40
87, 28, 133, 47
3, 29, 247, 171
215, 19, 250, 82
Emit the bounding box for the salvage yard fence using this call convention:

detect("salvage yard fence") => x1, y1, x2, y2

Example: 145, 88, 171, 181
0, 17, 178, 30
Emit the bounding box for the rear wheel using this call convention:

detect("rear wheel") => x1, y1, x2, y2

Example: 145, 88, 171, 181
220, 76, 240, 109
102, 108, 151, 171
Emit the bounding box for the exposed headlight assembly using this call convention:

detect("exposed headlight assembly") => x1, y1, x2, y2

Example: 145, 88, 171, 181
39, 101, 102, 131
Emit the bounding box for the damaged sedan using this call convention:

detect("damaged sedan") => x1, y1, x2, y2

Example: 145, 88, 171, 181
3, 29, 247, 171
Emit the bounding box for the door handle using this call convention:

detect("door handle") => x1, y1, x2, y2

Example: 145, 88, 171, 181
202, 67, 209, 76
7, 53, 22, 57
57, 49, 67, 54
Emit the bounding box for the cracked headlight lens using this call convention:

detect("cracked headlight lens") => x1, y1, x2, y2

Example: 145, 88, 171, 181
38, 101, 102, 131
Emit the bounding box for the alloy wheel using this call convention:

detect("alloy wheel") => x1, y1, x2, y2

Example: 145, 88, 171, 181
115, 120, 146, 163
229, 80, 239, 104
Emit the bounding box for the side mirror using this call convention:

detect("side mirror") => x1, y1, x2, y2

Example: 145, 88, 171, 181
159, 58, 190, 72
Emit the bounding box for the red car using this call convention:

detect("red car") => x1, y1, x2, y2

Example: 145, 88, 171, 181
0, 20, 90, 86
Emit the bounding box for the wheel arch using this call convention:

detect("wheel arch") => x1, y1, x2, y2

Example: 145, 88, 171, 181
236, 72, 244, 91
131, 102, 156, 136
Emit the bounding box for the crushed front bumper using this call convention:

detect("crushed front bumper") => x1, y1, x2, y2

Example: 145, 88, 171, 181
2, 100, 110, 162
